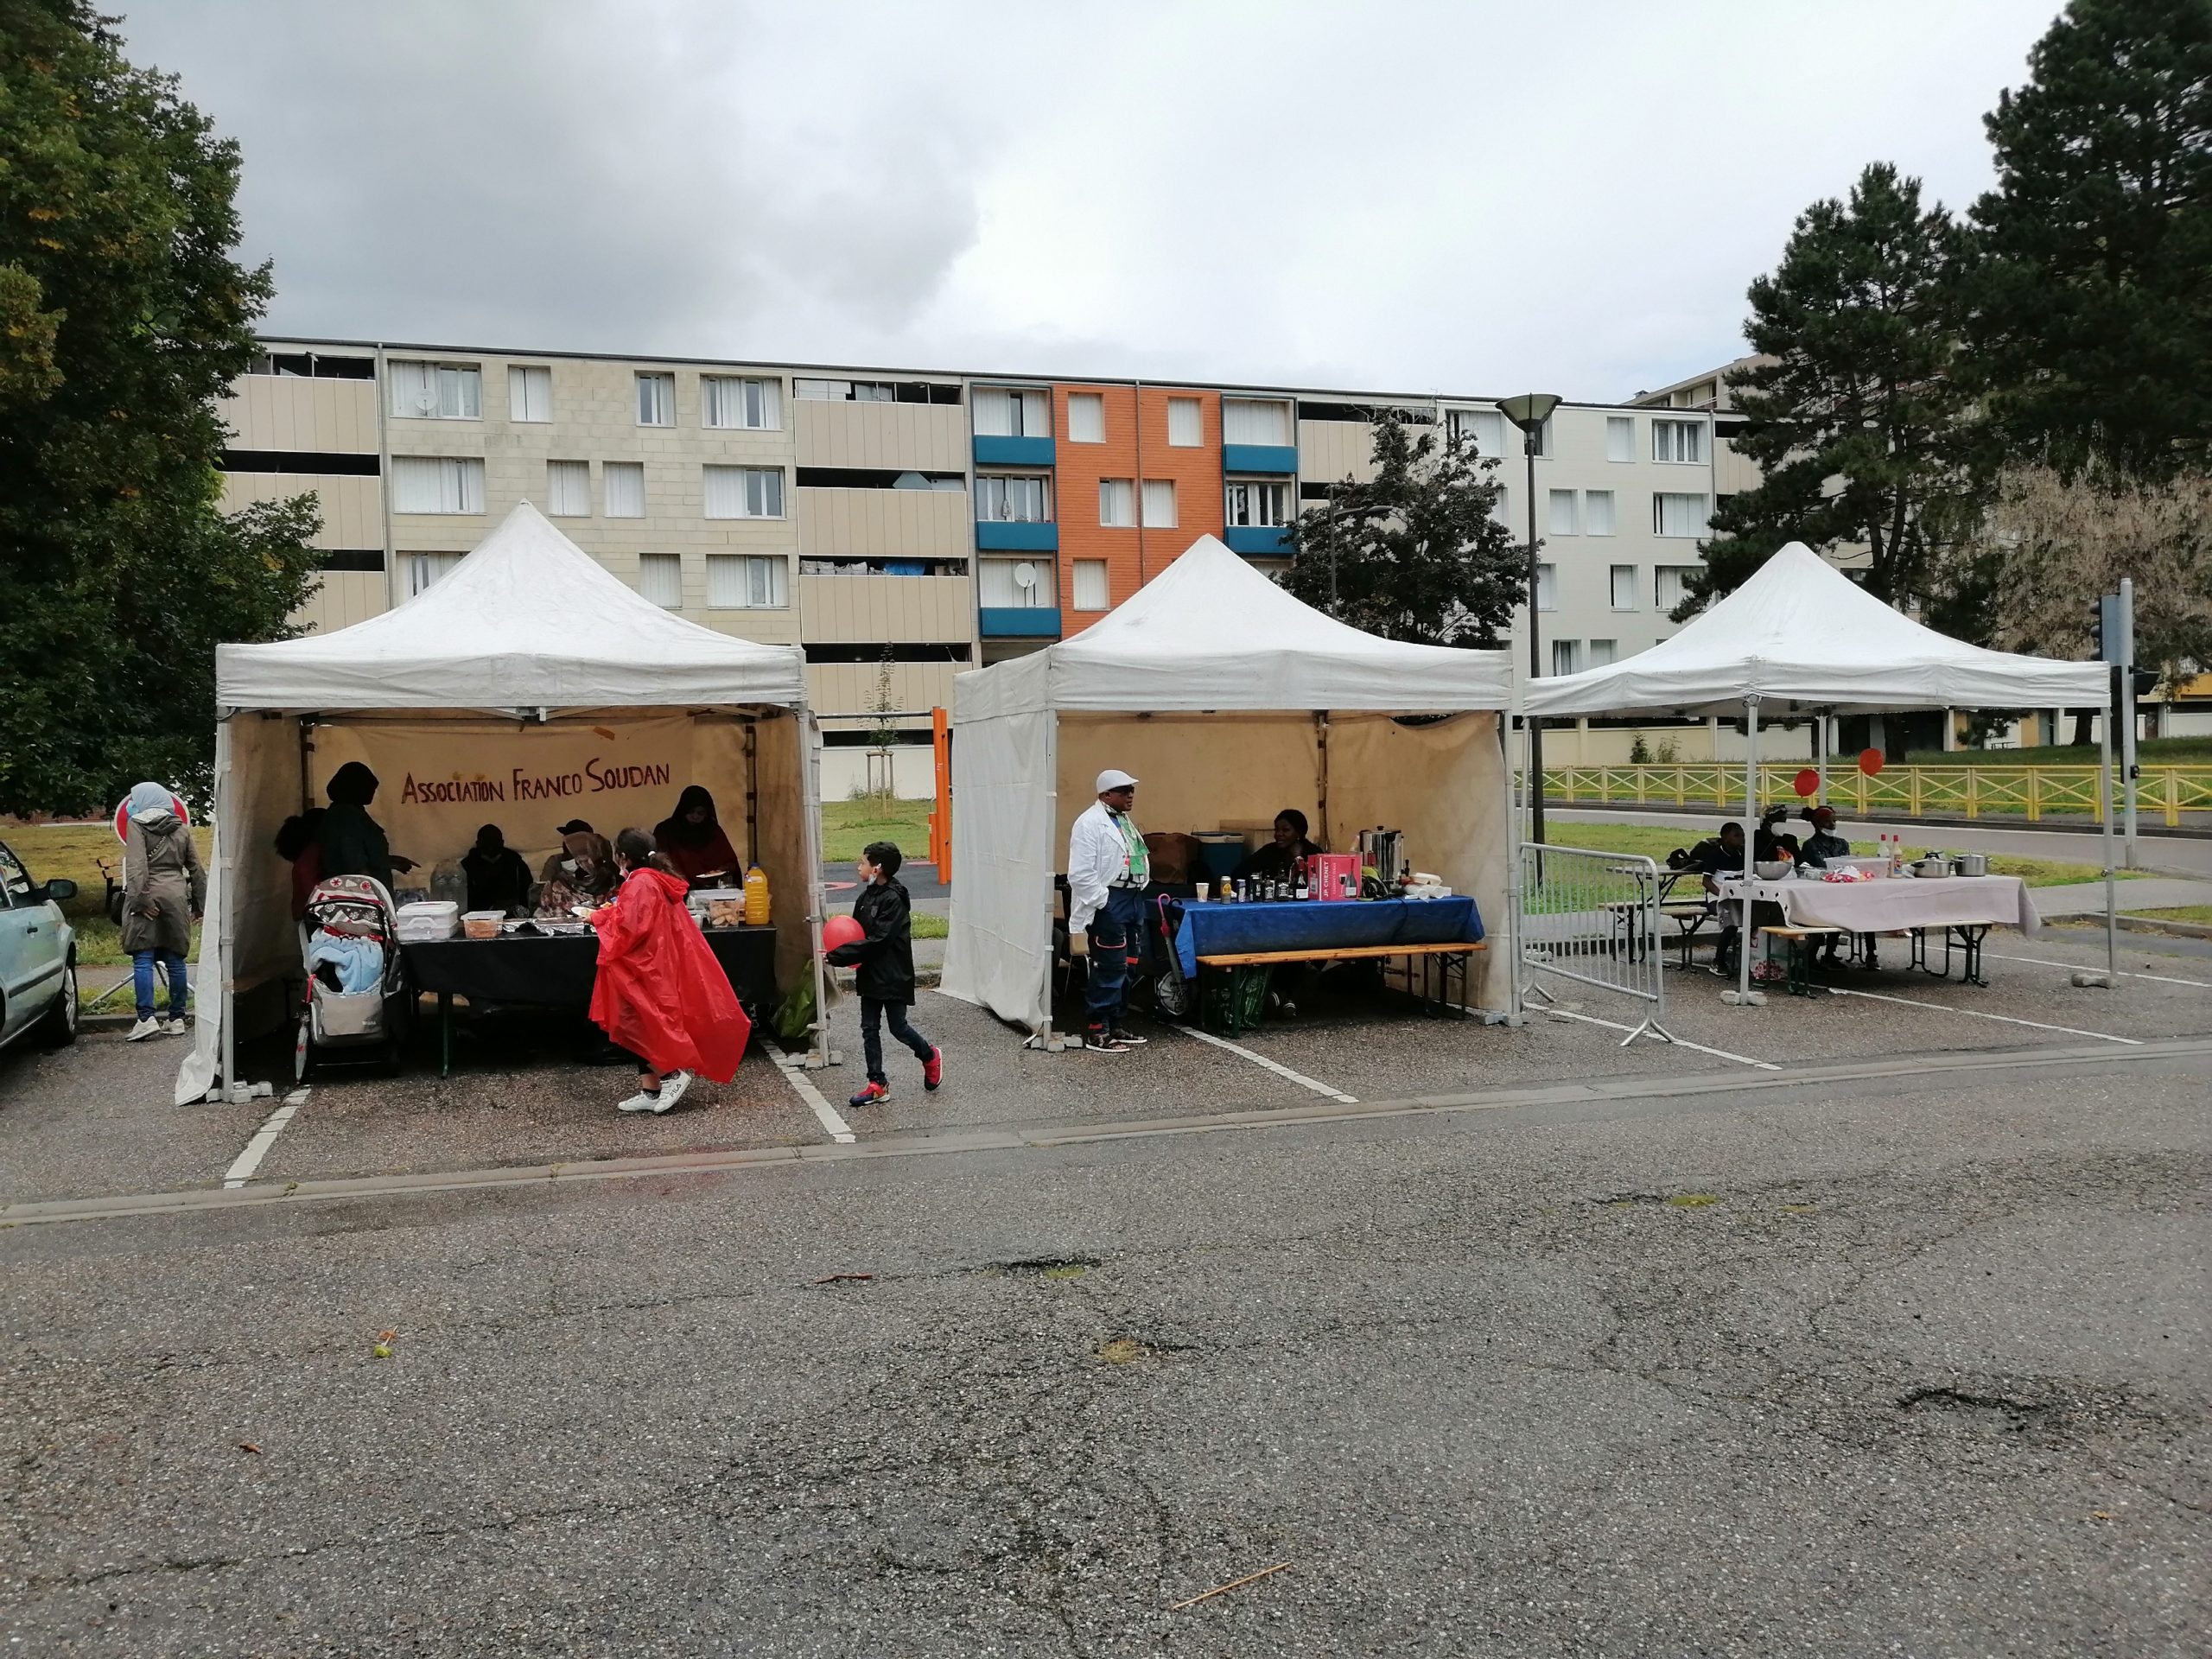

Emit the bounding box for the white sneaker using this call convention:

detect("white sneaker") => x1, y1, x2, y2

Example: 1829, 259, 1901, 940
126, 1018, 162, 1042
162, 1018, 189, 1037
650, 1071, 693, 1114
616, 1090, 658, 1113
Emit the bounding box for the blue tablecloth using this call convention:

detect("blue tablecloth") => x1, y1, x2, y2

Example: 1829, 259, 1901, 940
1175, 896, 1484, 977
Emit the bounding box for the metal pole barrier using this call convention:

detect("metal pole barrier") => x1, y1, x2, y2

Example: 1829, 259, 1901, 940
2101, 690, 2118, 985
1732, 696, 1762, 1007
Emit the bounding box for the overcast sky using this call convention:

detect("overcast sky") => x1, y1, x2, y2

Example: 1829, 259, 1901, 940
119, 0, 2059, 402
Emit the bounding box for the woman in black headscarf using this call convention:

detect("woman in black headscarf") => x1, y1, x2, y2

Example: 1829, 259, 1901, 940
318, 762, 415, 893
461, 824, 533, 915
652, 785, 741, 885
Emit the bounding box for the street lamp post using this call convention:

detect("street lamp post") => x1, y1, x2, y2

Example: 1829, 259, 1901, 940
1499, 393, 1561, 849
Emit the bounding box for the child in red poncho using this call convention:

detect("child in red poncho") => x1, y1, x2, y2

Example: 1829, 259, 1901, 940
588, 829, 753, 1114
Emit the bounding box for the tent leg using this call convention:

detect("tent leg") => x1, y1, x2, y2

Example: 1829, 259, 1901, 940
2101, 700, 2117, 988
802, 710, 834, 1068
1730, 697, 1762, 1007
1815, 715, 1827, 803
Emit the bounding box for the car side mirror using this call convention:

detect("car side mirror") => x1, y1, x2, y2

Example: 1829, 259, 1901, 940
41, 879, 77, 903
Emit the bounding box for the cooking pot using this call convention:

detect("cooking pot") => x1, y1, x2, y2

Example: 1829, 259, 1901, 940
1950, 853, 1989, 877
1906, 855, 1951, 879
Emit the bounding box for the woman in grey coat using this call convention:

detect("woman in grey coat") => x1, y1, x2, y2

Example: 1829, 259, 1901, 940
121, 782, 207, 1041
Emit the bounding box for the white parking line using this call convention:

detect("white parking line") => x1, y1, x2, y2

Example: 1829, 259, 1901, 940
1543, 1007, 1783, 1071
1982, 949, 2212, 991
1829, 987, 2142, 1044
1173, 1027, 1358, 1104
772, 1053, 856, 1143
224, 1088, 308, 1189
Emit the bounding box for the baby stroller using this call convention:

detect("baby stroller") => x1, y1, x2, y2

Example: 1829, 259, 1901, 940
296, 874, 410, 1079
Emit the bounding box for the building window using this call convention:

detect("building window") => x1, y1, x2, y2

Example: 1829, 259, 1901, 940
1652, 492, 1710, 537
703, 465, 785, 518
1606, 415, 1635, 462
973, 386, 1049, 437
636, 372, 675, 427
1655, 564, 1700, 611
1068, 392, 1104, 443
702, 375, 780, 430
389, 360, 480, 420
1551, 639, 1580, 677
1141, 479, 1177, 528
794, 377, 893, 402
1610, 563, 1638, 609
1548, 489, 1580, 536
1221, 398, 1290, 446
1535, 563, 1557, 611
979, 556, 1054, 608
547, 460, 590, 518
391, 456, 484, 514
976, 474, 1052, 523
1099, 479, 1135, 527
1589, 639, 1618, 668
1450, 408, 1508, 458
1073, 559, 1109, 611
706, 554, 789, 609
508, 365, 551, 423
1652, 418, 1705, 464
1585, 489, 1618, 537
1225, 480, 1293, 527
1166, 396, 1203, 447
604, 461, 645, 518
404, 552, 464, 595
1492, 486, 1513, 533
638, 553, 683, 608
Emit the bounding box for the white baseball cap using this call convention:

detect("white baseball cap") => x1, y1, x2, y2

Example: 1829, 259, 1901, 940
1096, 768, 1139, 792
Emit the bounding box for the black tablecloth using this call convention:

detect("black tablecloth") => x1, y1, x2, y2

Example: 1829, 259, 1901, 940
401, 926, 778, 1010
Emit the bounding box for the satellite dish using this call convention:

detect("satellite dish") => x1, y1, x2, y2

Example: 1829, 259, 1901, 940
1013, 563, 1039, 589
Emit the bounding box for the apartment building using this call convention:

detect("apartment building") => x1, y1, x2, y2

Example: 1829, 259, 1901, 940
219, 340, 1743, 784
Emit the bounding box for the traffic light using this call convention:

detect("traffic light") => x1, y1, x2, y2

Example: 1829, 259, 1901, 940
2088, 599, 2104, 659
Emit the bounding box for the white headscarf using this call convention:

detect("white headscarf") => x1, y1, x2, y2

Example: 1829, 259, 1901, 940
127, 780, 177, 825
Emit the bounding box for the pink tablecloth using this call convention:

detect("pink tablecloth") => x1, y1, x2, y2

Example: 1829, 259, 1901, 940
1721, 874, 2042, 937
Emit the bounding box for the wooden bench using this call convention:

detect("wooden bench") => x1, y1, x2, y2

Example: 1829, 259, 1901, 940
1760, 925, 1841, 996
1194, 940, 1485, 1030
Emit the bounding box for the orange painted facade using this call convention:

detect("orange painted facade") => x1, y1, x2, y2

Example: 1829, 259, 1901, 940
1052, 384, 1224, 636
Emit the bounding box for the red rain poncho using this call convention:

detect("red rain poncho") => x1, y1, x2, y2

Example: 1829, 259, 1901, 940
588, 866, 752, 1082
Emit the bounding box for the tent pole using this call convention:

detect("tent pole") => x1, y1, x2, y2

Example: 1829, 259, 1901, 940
1737, 696, 1759, 1007
2100, 692, 2117, 986
1815, 715, 1827, 804
804, 709, 832, 1069
220, 740, 238, 1103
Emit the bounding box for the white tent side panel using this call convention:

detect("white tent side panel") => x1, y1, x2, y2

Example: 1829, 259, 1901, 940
938, 708, 1057, 1030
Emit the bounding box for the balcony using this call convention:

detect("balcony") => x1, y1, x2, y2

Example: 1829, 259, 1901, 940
1224, 524, 1292, 556
979, 607, 1063, 639
1222, 442, 1297, 474
973, 434, 1055, 467
976, 518, 1058, 552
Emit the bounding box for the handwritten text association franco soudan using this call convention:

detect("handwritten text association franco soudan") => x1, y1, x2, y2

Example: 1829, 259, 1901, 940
398, 760, 673, 805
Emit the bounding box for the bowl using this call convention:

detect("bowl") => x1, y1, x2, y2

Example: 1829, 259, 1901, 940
1754, 861, 1792, 880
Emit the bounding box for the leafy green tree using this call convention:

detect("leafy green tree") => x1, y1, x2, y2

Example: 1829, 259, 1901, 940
1684, 163, 1973, 616
1280, 411, 1523, 645
0, 0, 320, 814
1961, 0, 2212, 480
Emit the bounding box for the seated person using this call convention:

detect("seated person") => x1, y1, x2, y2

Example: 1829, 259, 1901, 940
536, 830, 617, 917
1684, 821, 1746, 972
1756, 805, 1802, 865
654, 785, 742, 886
1797, 804, 1853, 866
461, 823, 533, 915
1233, 809, 1324, 886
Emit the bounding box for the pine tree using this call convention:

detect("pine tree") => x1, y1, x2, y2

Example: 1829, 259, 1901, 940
1280, 412, 1523, 645
1961, 0, 2212, 480
1683, 163, 1972, 614
0, 0, 321, 814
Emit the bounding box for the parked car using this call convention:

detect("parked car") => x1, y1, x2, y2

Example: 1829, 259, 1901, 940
0, 839, 78, 1051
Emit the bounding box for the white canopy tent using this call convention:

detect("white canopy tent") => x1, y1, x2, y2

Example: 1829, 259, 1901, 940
180, 502, 830, 1103
1524, 542, 2119, 1001
941, 534, 1518, 1036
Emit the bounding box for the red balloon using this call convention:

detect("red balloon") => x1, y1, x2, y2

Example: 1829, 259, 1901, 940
821, 915, 867, 951
1858, 747, 1886, 777
1792, 768, 1820, 798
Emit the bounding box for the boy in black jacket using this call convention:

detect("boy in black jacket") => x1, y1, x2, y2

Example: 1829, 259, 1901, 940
825, 840, 943, 1108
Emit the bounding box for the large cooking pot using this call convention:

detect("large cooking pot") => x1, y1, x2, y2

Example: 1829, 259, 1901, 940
1906, 855, 1952, 879
1950, 853, 1989, 877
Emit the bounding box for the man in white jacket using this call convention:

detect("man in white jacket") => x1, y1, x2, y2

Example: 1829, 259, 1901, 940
1066, 768, 1149, 1052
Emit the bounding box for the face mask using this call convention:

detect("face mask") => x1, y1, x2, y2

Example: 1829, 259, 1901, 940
562, 858, 578, 874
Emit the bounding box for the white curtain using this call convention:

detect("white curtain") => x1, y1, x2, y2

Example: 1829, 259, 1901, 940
973, 387, 1013, 435
604, 461, 645, 518
1548, 489, 1580, 536
1073, 560, 1108, 610
1141, 479, 1177, 528
1586, 489, 1617, 536
1535, 563, 1557, 611
392, 457, 481, 514
980, 558, 1051, 607
637, 373, 673, 425
508, 365, 550, 423
1167, 397, 1203, 447
1222, 399, 1289, 445
1654, 420, 1705, 464
707, 554, 787, 608
547, 460, 589, 517
1590, 639, 1618, 667
1454, 408, 1507, 459
1099, 479, 1134, 526
1610, 563, 1637, 608
1069, 392, 1104, 442
1653, 493, 1710, 537
1606, 415, 1635, 462
638, 553, 683, 607
389, 360, 434, 416
1655, 565, 1692, 611
704, 466, 782, 518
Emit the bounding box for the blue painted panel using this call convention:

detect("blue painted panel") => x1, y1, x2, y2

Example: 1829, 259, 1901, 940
976, 519, 1059, 552
1223, 442, 1298, 474
1224, 524, 1292, 556
973, 434, 1056, 467
979, 607, 1063, 639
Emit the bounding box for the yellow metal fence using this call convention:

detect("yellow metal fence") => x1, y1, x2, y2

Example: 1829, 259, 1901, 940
1528, 765, 2212, 827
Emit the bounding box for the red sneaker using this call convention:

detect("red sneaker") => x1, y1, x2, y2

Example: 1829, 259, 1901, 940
848, 1080, 890, 1108
922, 1046, 944, 1091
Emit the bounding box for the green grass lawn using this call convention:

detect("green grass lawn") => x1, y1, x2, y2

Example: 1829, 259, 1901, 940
2, 821, 212, 969
1897, 735, 2212, 768
821, 798, 932, 863
1542, 820, 2134, 889
2121, 905, 2212, 925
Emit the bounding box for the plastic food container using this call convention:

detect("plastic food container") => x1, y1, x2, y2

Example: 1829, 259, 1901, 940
461, 910, 505, 940
396, 900, 460, 942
